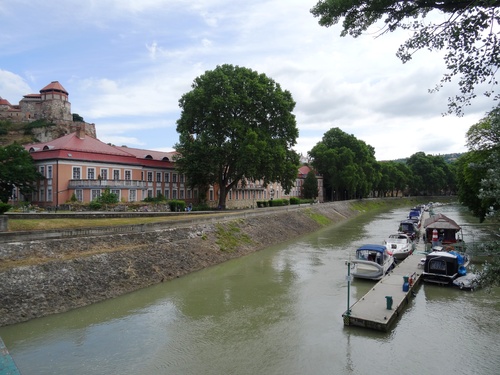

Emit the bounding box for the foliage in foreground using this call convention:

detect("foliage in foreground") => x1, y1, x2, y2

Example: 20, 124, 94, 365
311, 0, 500, 115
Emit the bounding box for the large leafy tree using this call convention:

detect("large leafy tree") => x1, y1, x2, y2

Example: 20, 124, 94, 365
457, 105, 500, 221
309, 127, 378, 200
0, 143, 43, 203
406, 152, 454, 195
311, 0, 500, 115
175, 64, 300, 209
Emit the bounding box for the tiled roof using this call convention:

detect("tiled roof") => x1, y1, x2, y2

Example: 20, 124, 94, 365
40, 81, 68, 95
114, 145, 177, 161
25, 133, 132, 157
298, 165, 311, 175
0, 97, 12, 106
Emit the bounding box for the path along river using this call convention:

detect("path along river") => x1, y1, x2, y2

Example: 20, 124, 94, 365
0, 203, 499, 375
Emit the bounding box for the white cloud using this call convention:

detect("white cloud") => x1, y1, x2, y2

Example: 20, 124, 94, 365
0, 0, 494, 160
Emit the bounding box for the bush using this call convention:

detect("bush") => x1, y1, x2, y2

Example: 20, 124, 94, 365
0, 203, 12, 214
88, 200, 102, 210
257, 201, 269, 208
289, 197, 300, 205
268, 199, 289, 207
168, 200, 186, 212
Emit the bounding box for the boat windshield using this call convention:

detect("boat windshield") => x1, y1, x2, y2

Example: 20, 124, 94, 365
356, 250, 382, 265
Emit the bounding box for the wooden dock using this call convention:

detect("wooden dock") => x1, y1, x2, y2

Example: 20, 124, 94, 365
342, 252, 424, 332
0, 337, 21, 375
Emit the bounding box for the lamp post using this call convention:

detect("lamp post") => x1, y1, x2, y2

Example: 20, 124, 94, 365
270, 188, 275, 201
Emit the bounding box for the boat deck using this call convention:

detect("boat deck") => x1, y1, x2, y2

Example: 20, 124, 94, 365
343, 251, 424, 332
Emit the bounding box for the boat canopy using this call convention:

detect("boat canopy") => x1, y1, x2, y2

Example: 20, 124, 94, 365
356, 244, 387, 253
423, 213, 461, 231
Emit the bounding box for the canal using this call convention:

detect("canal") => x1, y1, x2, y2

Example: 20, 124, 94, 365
0, 203, 499, 374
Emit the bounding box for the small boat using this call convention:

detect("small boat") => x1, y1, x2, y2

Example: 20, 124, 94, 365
422, 247, 471, 285
398, 219, 419, 241
452, 273, 480, 291
351, 244, 395, 281
384, 233, 414, 261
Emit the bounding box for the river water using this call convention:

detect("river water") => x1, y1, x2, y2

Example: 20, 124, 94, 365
1, 203, 499, 375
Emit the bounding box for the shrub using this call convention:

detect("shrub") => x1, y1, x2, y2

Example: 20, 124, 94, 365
289, 197, 300, 205
0, 203, 11, 214
168, 200, 186, 212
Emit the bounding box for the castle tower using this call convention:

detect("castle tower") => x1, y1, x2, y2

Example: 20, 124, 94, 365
39, 81, 72, 122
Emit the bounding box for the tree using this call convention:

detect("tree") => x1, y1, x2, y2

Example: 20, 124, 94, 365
0, 143, 43, 203
175, 64, 300, 209
309, 127, 378, 200
457, 105, 500, 221
311, 1, 500, 115
302, 170, 319, 200
406, 152, 453, 195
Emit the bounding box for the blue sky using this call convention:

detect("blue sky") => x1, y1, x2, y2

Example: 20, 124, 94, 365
0, 0, 494, 160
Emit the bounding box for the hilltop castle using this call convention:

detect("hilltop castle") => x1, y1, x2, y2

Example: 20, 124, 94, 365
0, 81, 96, 139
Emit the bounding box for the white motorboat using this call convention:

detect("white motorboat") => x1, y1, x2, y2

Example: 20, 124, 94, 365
384, 233, 414, 261
351, 244, 395, 281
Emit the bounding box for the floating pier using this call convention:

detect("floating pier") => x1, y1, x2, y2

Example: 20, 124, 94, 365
0, 337, 21, 375
342, 252, 424, 332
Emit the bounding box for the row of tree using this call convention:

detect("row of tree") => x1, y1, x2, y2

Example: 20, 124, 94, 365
308, 127, 457, 202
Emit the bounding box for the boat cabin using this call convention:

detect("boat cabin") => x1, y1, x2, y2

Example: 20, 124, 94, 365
398, 220, 418, 240
356, 244, 390, 266
423, 213, 462, 245
423, 251, 468, 285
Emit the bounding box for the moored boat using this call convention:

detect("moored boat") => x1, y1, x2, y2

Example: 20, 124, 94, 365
384, 233, 414, 261
422, 247, 470, 285
398, 219, 419, 241
351, 244, 395, 281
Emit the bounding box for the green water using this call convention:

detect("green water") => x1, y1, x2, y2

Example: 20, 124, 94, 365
1, 204, 498, 374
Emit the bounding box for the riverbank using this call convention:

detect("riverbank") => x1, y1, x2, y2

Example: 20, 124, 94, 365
0, 198, 432, 326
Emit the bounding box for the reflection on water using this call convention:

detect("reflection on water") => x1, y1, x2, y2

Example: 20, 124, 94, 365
1, 203, 499, 375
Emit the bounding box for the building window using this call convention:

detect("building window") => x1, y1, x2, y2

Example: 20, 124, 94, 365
39, 188, 45, 202
172, 173, 177, 183
40, 166, 45, 176
147, 189, 153, 198
101, 169, 108, 180
75, 189, 83, 202
188, 189, 192, 199
147, 172, 153, 182
164, 189, 170, 199
47, 165, 53, 179
228, 190, 232, 200
180, 189, 184, 199
180, 174, 184, 183
91, 189, 101, 201
129, 189, 136, 202
47, 188, 53, 202
88, 168, 95, 180
111, 189, 120, 201
125, 170, 132, 181
156, 172, 161, 182
73, 167, 81, 179
164, 173, 170, 183
172, 189, 177, 199
113, 170, 120, 180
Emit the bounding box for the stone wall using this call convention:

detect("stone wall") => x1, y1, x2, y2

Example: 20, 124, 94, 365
0, 201, 369, 326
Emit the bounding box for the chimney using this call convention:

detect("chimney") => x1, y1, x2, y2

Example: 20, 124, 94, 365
76, 124, 85, 139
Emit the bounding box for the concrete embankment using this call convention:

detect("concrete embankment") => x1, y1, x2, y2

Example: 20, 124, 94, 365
0, 198, 422, 327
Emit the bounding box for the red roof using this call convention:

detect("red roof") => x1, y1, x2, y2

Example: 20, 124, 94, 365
0, 97, 12, 106
25, 133, 132, 157
40, 81, 68, 95
115, 145, 177, 161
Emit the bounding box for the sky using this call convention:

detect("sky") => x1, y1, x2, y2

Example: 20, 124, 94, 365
0, 0, 494, 161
